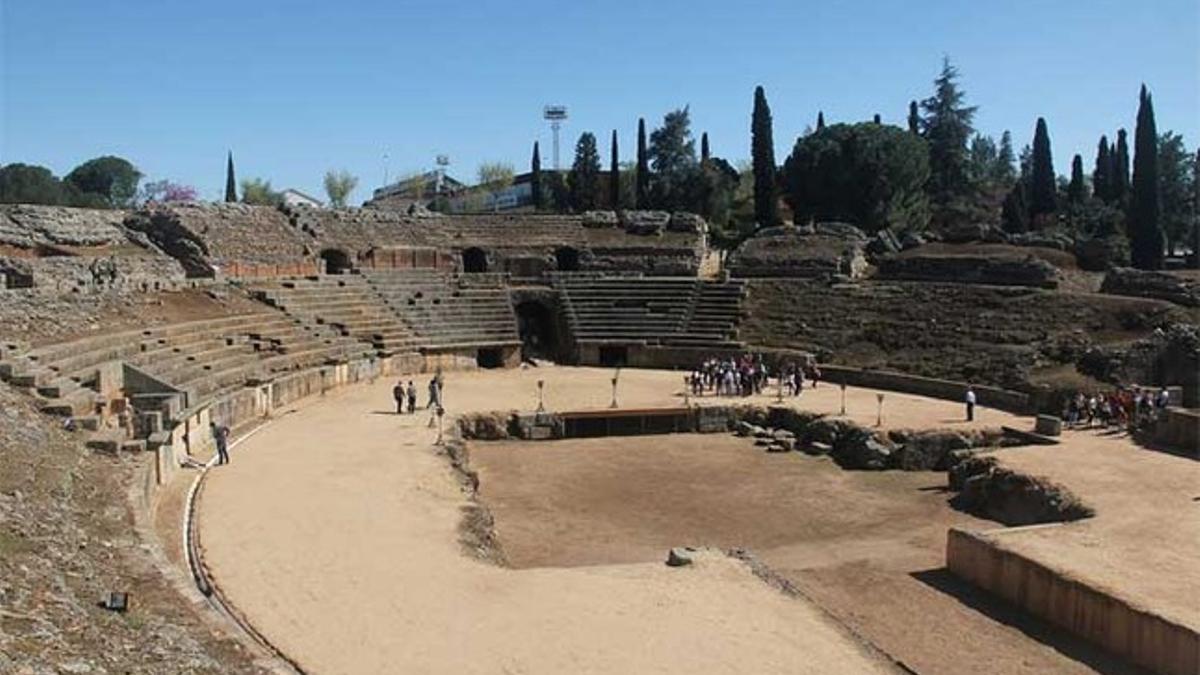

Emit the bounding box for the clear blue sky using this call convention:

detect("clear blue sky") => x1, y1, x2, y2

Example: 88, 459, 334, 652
2, 1, 1197, 204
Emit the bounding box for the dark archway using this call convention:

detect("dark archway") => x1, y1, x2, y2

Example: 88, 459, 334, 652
462, 247, 488, 273
320, 248, 353, 274
515, 300, 559, 361
554, 246, 581, 272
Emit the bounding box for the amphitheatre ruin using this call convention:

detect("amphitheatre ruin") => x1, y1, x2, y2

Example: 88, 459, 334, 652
1, 199, 1198, 675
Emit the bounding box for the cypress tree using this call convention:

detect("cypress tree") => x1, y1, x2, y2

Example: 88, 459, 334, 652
1113, 128, 1130, 206
531, 142, 542, 210
224, 152, 237, 202
751, 85, 779, 227
609, 130, 619, 209
1093, 136, 1112, 203
636, 117, 649, 209
700, 132, 710, 163
1129, 85, 1163, 269
1002, 181, 1030, 233
1029, 117, 1057, 217
816, 111, 826, 131
872, 113, 881, 124
1068, 154, 1086, 205
1194, 149, 1200, 269
907, 101, 920, 134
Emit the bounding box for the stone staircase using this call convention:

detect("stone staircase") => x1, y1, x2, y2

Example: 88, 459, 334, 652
254, 275, 421, 356
554, 275, 746, 349
361, 269, 520, 351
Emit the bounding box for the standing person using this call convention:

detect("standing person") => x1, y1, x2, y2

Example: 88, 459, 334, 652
965, 385, 977, 422
427, 377, 441, 409
210, 420, 230, 466
406, 380, 418, 414
809, 363, 821, 389
392, 380, 405, 414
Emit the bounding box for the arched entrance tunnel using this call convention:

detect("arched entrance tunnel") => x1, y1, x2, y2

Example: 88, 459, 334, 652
320, 248, 353, 274
461, 247, 489, 273
515, 299, 562, 362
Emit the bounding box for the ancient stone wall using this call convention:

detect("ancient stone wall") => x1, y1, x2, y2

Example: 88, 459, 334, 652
728, 225, 868, 279
0, 204, 131, 249
741, 278, 1195, 391
876, 251, 1062, 288
1100, 267, 1200, 307
0, 254, 186, 292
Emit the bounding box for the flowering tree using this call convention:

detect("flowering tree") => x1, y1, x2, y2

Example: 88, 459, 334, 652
141, 179, 198, 203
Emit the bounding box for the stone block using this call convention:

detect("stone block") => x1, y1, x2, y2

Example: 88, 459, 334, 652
1035, 414, 1063, 437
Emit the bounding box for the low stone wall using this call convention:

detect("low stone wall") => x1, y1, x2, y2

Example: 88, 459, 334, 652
948, 527, 1199, 675
1101, 268, 1200, 308
1, 254, 188, 292
818, 365, 1030, 413
876, 252, 1062, 288
1154, 408, 1199, 457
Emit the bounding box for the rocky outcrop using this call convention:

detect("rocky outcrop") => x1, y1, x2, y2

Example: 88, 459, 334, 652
949, 456, 1094, 525
667, 212, 707, 234
620, 210, 671, 235
1101, 267, 1200, 307
0, 204, 131, 249
582, 210, 619, 228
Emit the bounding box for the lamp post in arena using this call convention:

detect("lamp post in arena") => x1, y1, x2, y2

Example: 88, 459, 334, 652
876, 393, 885, 427
840, 382, 847, 416
610, 367, 621, 409
435, 405, 446, 445
536, 379, 546, 413
543, 105, 569, 171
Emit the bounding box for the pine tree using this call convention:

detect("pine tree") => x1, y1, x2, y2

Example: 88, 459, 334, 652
995, 131, 1017, 185
700, 132, 710, 163
1068, 154, 1086, 205
1113, 128, 1130, 206
873, 114, 881, 124
609, 130, 619, 209
816, 111, 826, 131
907, 101, 920, 134
920, 57, 979, 206
636, 117, 649, 209
1129, 85, 1163, 269
568, 132, 602, 212
530, 142, 542, 210
1093, 136, 1112, 203
751, 85, 779, 227
224, 152, 237, 202
1029, 117, 1057, 217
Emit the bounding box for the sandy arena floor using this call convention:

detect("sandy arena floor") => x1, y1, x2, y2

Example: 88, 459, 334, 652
195, 366, 1163, 674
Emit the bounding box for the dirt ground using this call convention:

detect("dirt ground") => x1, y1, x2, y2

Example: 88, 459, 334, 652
196, 368, 902, 674
194, 366, 1160, 674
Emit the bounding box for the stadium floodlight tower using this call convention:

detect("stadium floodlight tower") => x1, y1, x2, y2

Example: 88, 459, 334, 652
543, 105, 569, 171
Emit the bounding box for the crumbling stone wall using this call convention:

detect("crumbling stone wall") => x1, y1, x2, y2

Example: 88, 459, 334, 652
0, 255, 186, 292
0, 204, 131, 249
728, 224, 868, 278
1100, 267, 1200, 307
877, 251, 1062, 289
742, 278, 1195, 391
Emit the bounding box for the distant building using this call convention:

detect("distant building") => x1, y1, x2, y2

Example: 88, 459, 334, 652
366, 171, 466, 211
280, 189, 323, 209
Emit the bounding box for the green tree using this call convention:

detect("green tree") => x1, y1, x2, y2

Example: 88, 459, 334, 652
1192, 149, 1200, 269
1001, 181, 1030, 233
648, 107, 700, 211
323, 169, 358, 208
1129, 85, 1163, 269
477, 162, 514, 188
920, 57, 978, 207
609, 131, 620, 209
531, 142, 543, 210
225, 152, 237, 202
240, 178, 281, 206
700, 132, 710, 163
994, 131, 1017, 185
968, 134, 998, 187
636, 117, 649, 209
1157, 131, 1189, 256
0, 163, 72, 205
568, 132, 602, 211
816, 111, 826, 130
1067, 154, 1087, 205
1093, 136, 1112, 204
1112, 128, 1130, 207
1029, 117, 1057, 218
65, 156, 142, 207
751, 85, 780, 227
781, 122, 930, 233
907, 100, 920, 134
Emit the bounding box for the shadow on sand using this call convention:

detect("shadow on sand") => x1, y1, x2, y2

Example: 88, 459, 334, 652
910, 568, 1151, 675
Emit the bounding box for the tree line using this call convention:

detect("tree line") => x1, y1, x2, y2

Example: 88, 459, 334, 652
536, 58, 1196, 270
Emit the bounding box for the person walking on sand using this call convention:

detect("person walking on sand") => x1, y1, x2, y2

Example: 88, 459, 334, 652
211, 421, 230, 466
427, 377, 441, 409
392, 380, 405, 414
406, 381, 418, 414
965, 385, 977, 422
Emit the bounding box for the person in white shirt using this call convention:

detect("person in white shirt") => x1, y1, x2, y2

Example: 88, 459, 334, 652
965, 385, 977, 422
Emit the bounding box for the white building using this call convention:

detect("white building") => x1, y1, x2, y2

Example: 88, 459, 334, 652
280, 189, 323, 209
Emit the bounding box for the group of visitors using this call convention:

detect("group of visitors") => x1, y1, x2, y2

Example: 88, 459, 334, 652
687, 354, 821, 398
1063, 386, 1173, 431
393, 374, 443, 414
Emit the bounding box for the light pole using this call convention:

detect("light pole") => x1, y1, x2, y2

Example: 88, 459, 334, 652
776, 367, 785, 403
537, 379, 546, 412
840, 382, 847, 416
876, 393, 885, 427
683, 375, 690, 406
435, 405, 445, 445
610, 368, 620, 409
